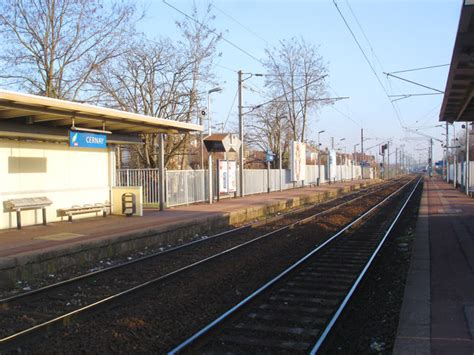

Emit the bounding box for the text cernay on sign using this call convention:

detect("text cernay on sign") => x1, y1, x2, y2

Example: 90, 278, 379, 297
69, 131, 107, 149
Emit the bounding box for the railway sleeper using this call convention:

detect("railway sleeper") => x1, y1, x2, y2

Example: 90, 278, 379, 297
291, 276, 354, 286
210, 333, 311, 352
258, 303, 334, 316
284, 281, 349, 292
246, 311, 327, 325
233, 322, 320, 337
308, 265, 361, 273
297, 271, 355, 280
277, 287, 345, 297
315, 257, 366, 266
321, 252, 371, 259
323, 251, 372, 258
269, 294, 340, 307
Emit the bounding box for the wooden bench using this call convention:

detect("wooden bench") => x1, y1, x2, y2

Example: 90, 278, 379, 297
57, 202, 111, 222
3, 197, 52, 229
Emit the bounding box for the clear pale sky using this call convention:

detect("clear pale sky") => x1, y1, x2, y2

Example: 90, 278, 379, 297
135, 1, 461, 163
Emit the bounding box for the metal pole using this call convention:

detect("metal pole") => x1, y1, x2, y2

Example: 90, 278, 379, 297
267, 160, 270, 193
200, 115, 204, 169
395, 147, 398, 176
382, 150, 385, 179
238, 70, 244, 197
279, 134, 282, 191
208, 92, 213, 204
466, 122, 470, 195
361, 128, 364, 178
317, 151, 321, 185
454, 123, 457, 188
158, 133, 166, 211
430, 138, 433, 178
445, 122, 449, 182
387, 142, 390, 179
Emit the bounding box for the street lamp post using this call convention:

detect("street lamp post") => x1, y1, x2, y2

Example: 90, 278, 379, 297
317, 130, 325, 185
353, 143, 360, 180
338, 138, 345, 182
278, 115, 288, 191
207, 87, 222, 204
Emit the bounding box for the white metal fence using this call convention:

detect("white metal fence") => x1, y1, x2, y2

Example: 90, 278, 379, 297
116, 164, 371, 207
116, 169, 160, 204
447, 162, 473, 189
167, 170, 207, 207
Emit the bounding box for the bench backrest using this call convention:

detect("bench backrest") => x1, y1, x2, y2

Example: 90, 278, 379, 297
3, 197, 52, 211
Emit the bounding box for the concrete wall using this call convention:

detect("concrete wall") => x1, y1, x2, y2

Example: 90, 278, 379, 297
1, 140, 114, 229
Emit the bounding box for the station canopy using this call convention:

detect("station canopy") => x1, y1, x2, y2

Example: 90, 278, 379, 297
440, 1, 474, 123
0, 90, 202, 144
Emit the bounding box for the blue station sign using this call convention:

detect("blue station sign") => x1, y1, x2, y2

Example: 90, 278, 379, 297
69, 131, 107, 149
265, 149, 274, 163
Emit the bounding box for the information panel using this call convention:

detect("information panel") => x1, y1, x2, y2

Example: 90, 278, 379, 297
69, 131, 107, 149
290, 141, 306, 181
218, 160, 237, 194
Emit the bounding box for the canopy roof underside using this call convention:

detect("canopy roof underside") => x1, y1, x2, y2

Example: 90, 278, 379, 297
0, 90, 202, 135
440, 2, 474, 123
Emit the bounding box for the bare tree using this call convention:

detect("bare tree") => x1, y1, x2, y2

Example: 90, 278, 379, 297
0, 0, 140, 99
92, 39, 199, 168
263, 37, 329, 142
174, 2, 222, 169
246, 102, 289, 168
93, 2, 222, 169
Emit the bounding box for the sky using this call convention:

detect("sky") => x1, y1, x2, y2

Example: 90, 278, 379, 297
118, 1, 464, 163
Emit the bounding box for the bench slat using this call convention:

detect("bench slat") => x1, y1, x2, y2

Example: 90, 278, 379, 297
57, 203, 110, 220
4, 197, 52, 211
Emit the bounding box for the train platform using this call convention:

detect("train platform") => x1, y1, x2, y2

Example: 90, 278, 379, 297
394, 176, 474, 354
0, 179, 377, 289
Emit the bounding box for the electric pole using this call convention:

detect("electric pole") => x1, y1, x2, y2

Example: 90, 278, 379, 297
395, 147, 398, 176
387, 141, 390, 179
445, 122, 449, 182
361, 128, 364, 178
238, 70, 244, 198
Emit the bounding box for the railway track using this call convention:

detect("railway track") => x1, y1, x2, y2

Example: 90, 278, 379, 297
169, 176, 422, 354
0, 178, 411, 352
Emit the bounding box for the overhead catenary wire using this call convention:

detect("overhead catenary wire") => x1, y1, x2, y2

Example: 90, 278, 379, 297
243, 75, 329, 114
162, 0, 265, 66
211, 3, 270, 46
343, 0, 386, 75
223, 88, 239, 132
390, 64, 450, 75
383, 72, 444, 94
332, 0, 406, 129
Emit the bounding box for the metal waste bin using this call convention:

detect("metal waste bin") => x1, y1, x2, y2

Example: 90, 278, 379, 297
122, 193, 136, 216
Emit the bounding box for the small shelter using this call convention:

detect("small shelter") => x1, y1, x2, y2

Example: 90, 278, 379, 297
0, 90, 202, 229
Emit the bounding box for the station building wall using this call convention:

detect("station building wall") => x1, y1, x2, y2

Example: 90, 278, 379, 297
1, 139, 115, 230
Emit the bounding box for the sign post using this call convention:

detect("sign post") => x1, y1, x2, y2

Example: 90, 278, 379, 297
265, 149, 274, 193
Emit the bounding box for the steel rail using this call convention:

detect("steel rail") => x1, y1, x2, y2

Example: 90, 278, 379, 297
310, 176, 422, 353
167, 176, 417, 354
0, 225, 251, 303
0, 180, 397, 347
0, 179, 388, 304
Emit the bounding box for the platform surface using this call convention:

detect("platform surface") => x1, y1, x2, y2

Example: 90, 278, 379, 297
0, 180, 367, 263
395, 176, 474, 354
